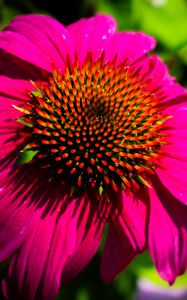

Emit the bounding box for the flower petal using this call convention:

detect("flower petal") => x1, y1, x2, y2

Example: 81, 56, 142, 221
2, 196, 103, 300
68, 14, 117, 65
130, 54, 186, 107
0, 201, 42, 263
0, 77, 31, 139
162, 100, 187, 161
162, 130, 187, 161
0, 61, 46, 167
118, 190, 148, 251
143, 55, 186, 102
100, 224, 135, 283
163, 100, 187, 130
0, 170, 43, 261
100, 190, 148, 282
105, 32, 156, 64
0, 14, 72, 72
0, 77, 31, 113
0, 52, 46, 80
60, 199, 104, 287
155, 99, 187, 204
148, 177, 187, 284
3, 206, 61, 300
156, 157, 187, 205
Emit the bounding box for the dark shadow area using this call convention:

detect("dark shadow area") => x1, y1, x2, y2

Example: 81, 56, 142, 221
3, 0, 96, 24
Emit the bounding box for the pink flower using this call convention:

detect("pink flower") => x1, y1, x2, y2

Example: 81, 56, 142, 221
0, 13, 187, 300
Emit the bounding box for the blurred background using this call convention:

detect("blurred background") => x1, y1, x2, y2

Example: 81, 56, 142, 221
0, 0, 187, 299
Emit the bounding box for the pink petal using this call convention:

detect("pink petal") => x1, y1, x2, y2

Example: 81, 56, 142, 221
0, 14, 72, 72
0, 56, 49, 166
118, 190, 148, 251
3, 208, 59, 300
100, 189, 148, 282
0, 202, 41, 262
100, 224, 135, 283
163, 100, 187, 130
162, 129, 187, 161
3, 196, 103, 300
0, 71, 47, 167
126, 54, 186, 108
156, 157, 187, 205
155, 100, 187, 204
0, 122, 25, 172
141, 55, 186, 102
161, 101, 187, 161
0, 51, 48, 105
60, 198, 104, 287
0, 133, 24, 172
67, 14, 117, 65
0, 76, 43, 171
0, 170, 43, 261
148, 177, 187, 284
0, 77, 31, 138
0, 76, 32, 106
105, 32, 156, 64
0, 52, 47, 80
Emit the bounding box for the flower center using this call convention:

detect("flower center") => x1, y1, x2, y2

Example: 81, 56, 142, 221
16, 53, 169, 197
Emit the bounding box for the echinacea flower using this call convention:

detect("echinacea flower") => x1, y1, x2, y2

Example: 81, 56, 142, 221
0, 13, 187, 300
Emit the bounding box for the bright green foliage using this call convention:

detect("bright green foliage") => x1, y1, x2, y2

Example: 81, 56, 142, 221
16, 145, 39, 164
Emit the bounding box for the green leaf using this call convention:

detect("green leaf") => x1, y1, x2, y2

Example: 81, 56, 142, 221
96, 0, 133, 30
178, 43, 187, 65
132, 0, 187, 50
16, 145, 39, 164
